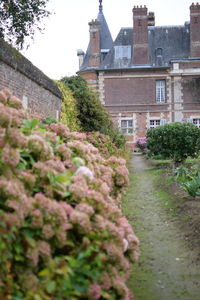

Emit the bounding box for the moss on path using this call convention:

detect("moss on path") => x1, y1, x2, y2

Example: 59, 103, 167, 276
123, 154, 200, 300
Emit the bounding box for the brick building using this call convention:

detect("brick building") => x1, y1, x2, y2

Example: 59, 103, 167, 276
0, 39, 62, 119
77, 1, 200, 147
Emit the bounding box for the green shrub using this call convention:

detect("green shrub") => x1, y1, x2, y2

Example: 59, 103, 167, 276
60, 76, 126, 150
147, 122, 200, 163
56, 81, 80, 131
0, 89, 139, 299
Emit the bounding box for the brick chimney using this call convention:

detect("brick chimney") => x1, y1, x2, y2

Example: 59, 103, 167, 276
132, 5, 149, 65
190, 2, 200, 57
88, 19, 101, 67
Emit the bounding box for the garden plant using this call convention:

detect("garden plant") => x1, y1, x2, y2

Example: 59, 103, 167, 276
60, 76, 126, 150
175, 164, 200, 198
147, 122, 200, 164
0, 89, 139, 299
135, 137, 147, 154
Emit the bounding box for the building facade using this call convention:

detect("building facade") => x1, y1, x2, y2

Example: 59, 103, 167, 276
0, 39, 62, 119
78, 1, 200, 147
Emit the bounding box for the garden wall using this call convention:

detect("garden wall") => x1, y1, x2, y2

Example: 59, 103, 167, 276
0, 39, 62, 119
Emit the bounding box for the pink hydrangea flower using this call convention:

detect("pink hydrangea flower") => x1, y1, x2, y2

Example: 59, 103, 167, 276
76, 166, 94, 180
88, 284, 102, 300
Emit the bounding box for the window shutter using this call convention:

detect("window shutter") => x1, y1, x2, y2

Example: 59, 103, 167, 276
187, 118, 193, 123
160, 119, 167, 125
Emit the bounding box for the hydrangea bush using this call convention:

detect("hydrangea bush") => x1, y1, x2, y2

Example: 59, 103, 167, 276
135, 137, 147, 153
0, 89, 139, 300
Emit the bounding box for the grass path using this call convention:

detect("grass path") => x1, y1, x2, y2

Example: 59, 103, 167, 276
123, 154, 200, 300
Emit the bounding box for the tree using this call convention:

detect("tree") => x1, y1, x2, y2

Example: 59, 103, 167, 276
147, 122, 200, 163
60, 76, 126, 149
0, 0, 50, 48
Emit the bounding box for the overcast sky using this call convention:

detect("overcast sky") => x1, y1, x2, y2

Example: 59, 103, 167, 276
21, 0, 194, 80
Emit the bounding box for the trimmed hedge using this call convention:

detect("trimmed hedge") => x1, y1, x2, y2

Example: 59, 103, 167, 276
147, 122, 200, 162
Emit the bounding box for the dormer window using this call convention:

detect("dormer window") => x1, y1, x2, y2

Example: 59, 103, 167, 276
156, 48, 163, 56
156, 48, 163, 66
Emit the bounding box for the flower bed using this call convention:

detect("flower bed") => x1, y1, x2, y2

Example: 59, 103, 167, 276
0, 89, 139, 299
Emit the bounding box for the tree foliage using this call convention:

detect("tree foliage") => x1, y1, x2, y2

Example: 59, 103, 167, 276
56, 81, 80, 132
0, 0, 50, 48
60, 76, 126, 149
147, 122, 200, 163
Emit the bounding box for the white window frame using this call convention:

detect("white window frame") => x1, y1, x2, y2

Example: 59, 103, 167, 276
156, 80, 166, 103
120, 118, 133, 135
149, 119, 161, 129
192, 118, 200, 128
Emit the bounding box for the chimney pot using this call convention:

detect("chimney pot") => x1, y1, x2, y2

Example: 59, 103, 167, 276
133, 4, 149, 64
190, 1, 200, 57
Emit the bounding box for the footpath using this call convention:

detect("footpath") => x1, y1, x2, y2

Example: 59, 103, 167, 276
123, 154, 200, 300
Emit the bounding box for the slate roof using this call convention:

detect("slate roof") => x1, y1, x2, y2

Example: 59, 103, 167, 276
80, 19, 191, 71
80, 8, 113, 71
97, 10, 113, 50
101, 24, 191, 69
0, 39, 62, 99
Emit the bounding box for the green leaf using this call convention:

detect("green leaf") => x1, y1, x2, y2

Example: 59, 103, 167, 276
55, 174, 69, 183
14, 254, 24, 262
38, 268, 50, 277
25, 236, 36, 247
30, 119, 39, 128
46, 281, 56, 293
34, 295, 42, 300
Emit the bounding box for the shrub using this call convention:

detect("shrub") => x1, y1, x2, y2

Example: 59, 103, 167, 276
56, 81, 80, 131
60, 76, 126, 150
0, 89, 139, 299
147, 122, 200, 163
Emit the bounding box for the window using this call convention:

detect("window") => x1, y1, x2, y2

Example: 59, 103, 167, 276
120, 119, 133, 134
156, 80, 166, 103
192, 118, 200, 128
156, 48, 163, 56
149, 119, 160, 129
114, 46, 131, 60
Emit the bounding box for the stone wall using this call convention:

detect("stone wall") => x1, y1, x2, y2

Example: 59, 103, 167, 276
0, 61, 61, 119
0, 39, 62, 119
